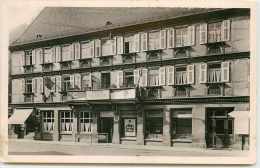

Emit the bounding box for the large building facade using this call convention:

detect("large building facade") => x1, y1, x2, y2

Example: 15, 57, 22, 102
9, 8, 250, 149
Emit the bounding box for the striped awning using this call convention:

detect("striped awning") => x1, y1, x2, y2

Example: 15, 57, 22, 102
8, 109, 33, 125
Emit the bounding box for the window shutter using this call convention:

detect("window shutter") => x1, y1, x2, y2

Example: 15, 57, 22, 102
187, 64, 195, 84
167, 28, 175, 48
74, 42, 81, 60
188, 25, 195, 46
116, 36, 124, 54
70, 75, 75, 89
140, 32, 148, 51
38, 77, 44, 93
87, 73, 92, 88
50, 76, 56, 92
55, 76, 61, 92
55, 46, 61, 62
199, 63, 207, 83
51, 47, 56, 63
221, 20, 231, 41
221, 61, 230, 82
134, 33, 140, 52
32, 49, 36, 65
140, 68, 148, 87
70, 44, 74, 60
166, 66, 175, 85
32, 78, 37, 93
159, 67, 166, 86
160, 29, 167, 49
117, 71, 124, 88
112, 37, 117, 55
134, 69, 140, 86
199, 23, 208, 44
74, 73, 82, 90
94, 39, 101, 57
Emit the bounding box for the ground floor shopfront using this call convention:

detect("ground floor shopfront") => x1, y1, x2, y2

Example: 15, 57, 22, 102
9, 101, 250, 150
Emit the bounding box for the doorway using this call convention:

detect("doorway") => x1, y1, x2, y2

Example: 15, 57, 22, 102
99, 117, 114, 143
206, 108, 234, 148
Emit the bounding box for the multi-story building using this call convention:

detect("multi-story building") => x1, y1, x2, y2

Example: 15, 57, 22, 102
8, 7, 250, 149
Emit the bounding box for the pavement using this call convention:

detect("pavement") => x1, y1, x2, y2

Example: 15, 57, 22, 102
8, 139, 249, 156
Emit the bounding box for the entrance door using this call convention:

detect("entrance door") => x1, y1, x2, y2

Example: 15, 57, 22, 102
206, 108, 234, 148
99, 117, 113, 143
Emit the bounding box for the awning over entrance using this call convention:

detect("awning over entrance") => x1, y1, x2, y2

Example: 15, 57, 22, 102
8, 108, 33, 125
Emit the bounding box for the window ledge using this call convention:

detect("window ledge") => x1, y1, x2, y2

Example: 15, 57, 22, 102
80, 57, 92, 61
59, 60, 73, 63
122, 52, 137, 56
172, 139, 192, 143
174, 45, 192, 49
144, 138, 163, 142
174, 83, 191, 86
205, 82, 225, 85
120, 137, 137, 141
205, 41, 227, 45
145, 49, 163, 53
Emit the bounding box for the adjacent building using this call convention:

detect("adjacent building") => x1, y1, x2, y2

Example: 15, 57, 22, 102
8, 7, 250, 149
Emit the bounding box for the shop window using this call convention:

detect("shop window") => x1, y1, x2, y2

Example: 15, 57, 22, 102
60, 111, 73, 134
101, 72, 110, 89
124, 71, 134, 88
80, 111, 92, 133
122, 118, 136, 137
171, 109, 192, 140
42, 110, 54, 132
145, 110, 163, 140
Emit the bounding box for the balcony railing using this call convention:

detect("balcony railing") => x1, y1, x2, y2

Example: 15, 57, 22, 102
175, 71, 187, 85
207, 68, 221, 83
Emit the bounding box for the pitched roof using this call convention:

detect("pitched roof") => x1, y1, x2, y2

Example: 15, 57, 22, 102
11, 7, 219, 46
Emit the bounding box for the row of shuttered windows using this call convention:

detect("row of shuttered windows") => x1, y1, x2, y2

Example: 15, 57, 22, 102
21, 62, 230, 95
20, 20, 230, 66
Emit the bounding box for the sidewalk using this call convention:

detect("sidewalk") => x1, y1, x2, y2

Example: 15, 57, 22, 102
8, 138, 247, 154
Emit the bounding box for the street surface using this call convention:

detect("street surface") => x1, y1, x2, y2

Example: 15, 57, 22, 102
8, 139, 249, 156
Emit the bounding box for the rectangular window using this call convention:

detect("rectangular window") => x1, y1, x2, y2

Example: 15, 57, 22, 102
175, 27, 188, 47
124, 71, 134, 88
42, 110, 54, 132
25, 50, 33, 65
175, 67, 187, 85
60, 111, 73, 134
61, 45, 72, 61
171, 109, 192, 140
44, 48, 53, 63
148, 31, 160, 50
81, 73, 92, 91
80, 111, 92, 133
101, 39, 114, 56
81, 41, 94, 59
25, 79, 33, 93
123, 118, 136, 137
62, 76, 71, 91
124, 35, 134, 53
101, 72, 110, 89
208, 22, 222, 43
208, 64, 221, 83
145, 110, 163, 140
148, 68, 159, 86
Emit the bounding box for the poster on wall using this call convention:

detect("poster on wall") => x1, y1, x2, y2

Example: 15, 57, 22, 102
124, 119, 136, 137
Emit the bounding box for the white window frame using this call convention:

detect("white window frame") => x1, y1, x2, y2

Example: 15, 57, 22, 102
80, 111, 92, 133
60, 111, 73, 134
42, 110, 54, 132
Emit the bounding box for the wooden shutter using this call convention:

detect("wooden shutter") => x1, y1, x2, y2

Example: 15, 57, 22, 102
51, 47, 56, 63
221, 20, 231, 41
140, 32, 148, 51
200, 63, 207, 83
32, 78, 37, 93
140, 68, 148, 87
74, 42, 81, 60
94, 39, 101, 57
38, 77, 44, 93
74, 73, 82, 90
199, 23, 208, 44
112, 37, 117, 55
167, 28, 175, 48
70, 75, 75, 89
90, 41, 95, 57
56, 76, 61, 92
221, 61, 230, 82
116, 36, 124, 54
160, 29, 167, 49
159, 67, 166, 86
167, 66, 175, 85
117, 70, 124, 88
32, 49, 36, 65
50, 76, 56, 92
87, 73, 92, 88
187, 64, 195, 84
134, 33, 140, 52
134, 69, 140, 86
70, 44, 74, 60
55, 46, 61, 62
188, 25, 195, 46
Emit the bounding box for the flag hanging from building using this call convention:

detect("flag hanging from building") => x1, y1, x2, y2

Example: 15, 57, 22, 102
44, 77, 55, 90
